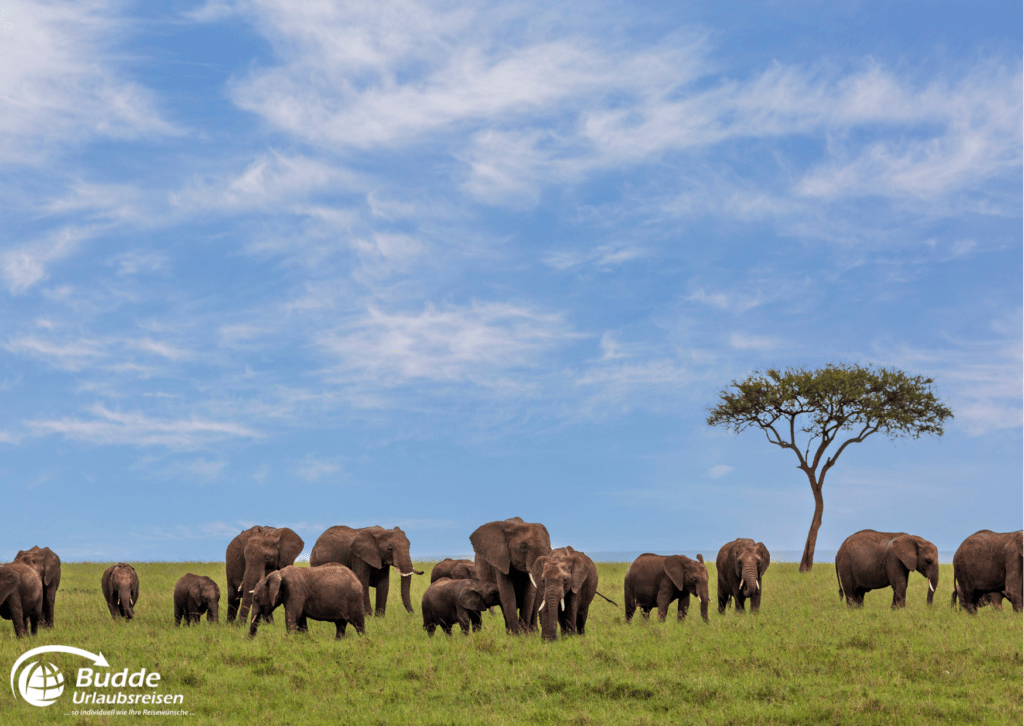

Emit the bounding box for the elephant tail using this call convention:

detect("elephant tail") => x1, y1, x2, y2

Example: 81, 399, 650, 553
950, 578, 959, 609
836, 567, 844, 602
594, 590, 619, 607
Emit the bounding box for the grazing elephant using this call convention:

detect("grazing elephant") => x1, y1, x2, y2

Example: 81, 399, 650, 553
247, 563, 365, 639
470, 517, 552, 634
226, 525, 304, 624
835, 530, 940, 608
101, 563, 139, 620
421, 578, 502, 636
716, 538, 770, 614
430, 558, 477, 583
530, 546, 598, 641
0, 562, 44, 637
624, 553, 710, 623
951, 529, 1022, 613
310, 525, 424, 617
173, 574, 221, 625
14, 546, 61, 628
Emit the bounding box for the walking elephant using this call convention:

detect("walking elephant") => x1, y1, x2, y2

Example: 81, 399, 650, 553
470, 517, 552, 634
248, 563, 365, 639
226, 525, 304, 624
173, 574, 221, 625
14, 546, 61, 628
624, 553, 709, 623
530, 546, 598, 641
430, 558, 477, 583
951, 529, 1022, 613
310, 525, 423, 617
835, 530, 939, 608
101, 563, 139, 620
716, 538, 770, 614
0, 562, 43, 637
421, 578, 502, 636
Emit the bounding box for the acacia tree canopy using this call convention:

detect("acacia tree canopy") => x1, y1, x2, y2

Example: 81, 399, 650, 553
706, 363, 954, 572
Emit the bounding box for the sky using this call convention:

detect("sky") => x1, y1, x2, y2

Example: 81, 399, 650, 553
0, 0, 1020, 563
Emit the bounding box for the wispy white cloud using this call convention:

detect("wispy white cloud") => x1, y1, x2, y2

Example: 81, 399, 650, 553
6, 335, 106, 370
297, 454, 341, 482
707, 464, 733, 479
1, 225, 101, 294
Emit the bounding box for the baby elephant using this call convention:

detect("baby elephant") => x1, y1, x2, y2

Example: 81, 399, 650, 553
248, 563, 365, 639
531, 546, 598, 641
0, 562, 44, 637
102, 563, 139, 620
173, 574, 221, 625
421, 578, 501, 636
430, 558, 477, 583
716, 538, 770, 614
624, 553, 710, 623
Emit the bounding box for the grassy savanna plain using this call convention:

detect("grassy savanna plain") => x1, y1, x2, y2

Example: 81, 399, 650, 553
0, 561, 1019, 725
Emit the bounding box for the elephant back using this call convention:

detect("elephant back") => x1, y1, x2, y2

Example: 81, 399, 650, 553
310, 526, 360, 568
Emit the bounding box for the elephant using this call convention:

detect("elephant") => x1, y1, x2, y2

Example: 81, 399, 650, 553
470, 517, 552, 634
310, 525, 424, 617
623, 553, 710, 622
716, 538, 770, 614
13, 546, 61, 628
247, 563, 365, 639
835, 530, 940, 608
951, 529, 1022, 613
225, 525, 304, 624
421, 578, 502, 636
173, 574, 221, 625
0, 562, 43, 637
101, 563, 139, 620
430, 558, 477, 583
530, 546, 598, 641
951, 583, 1004, 610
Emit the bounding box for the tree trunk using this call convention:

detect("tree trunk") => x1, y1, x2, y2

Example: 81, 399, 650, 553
799, 477, 824, 572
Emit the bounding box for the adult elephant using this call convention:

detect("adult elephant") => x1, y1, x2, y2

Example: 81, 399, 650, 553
716, 538, 770, 614
951, 529, 1022, 613
531, 546, 598, 641
0, 562, 43, 637
430, 558, 477, 583
14, 546, 61, 628
623, 553, 710, 622
226, 526, 304, 624
101, 563, 139, 620
310, 525, 423, 616
248, 563, 365, 639
835, 530, 940, 608
470, 517, 552, 634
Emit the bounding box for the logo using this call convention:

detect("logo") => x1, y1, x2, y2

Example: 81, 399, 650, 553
11, 646, 107, 708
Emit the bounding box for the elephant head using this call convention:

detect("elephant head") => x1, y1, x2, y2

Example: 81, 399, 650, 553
352, 527, 424, 613
665, 554, 709, 622
191, 577, 220, 623
531, 547, 592, 641
111, 564, 139, 620
890, 534, 940, 605
733, 541, 770, 600
470, 517, 552, 577
456, 580, 501, 614
15, 547, 60, 590
230, 526, 304, 623
248, 571, 285, 637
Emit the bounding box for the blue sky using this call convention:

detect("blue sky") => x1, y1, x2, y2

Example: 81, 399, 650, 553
1, 0, 1020, 562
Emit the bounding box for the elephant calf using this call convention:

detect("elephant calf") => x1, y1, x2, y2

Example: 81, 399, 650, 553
624, 553, 709, 623
248, 563, 365, 639
0, 562, 44, 637
421, 578, 502, 636
716, 538, 770, 614
102, 563, 139, 620
951, 529, 1022, 613
173, 574, 221, 625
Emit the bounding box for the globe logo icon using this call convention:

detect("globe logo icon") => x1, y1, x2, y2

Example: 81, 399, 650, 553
18, 661, 64, 707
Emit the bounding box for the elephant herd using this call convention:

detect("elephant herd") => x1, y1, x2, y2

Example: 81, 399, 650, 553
0, 524, 1020, 640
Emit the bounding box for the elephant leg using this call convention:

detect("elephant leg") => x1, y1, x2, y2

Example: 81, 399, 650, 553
29, 612, 39, 636
106, 599, 120, 619
469, 611, 483, 632
441, 624, 453, 636
43, 590, 56, 628
226, 589, 240, 623
564, 597, 580, 636
495, 573, 523, 634
735, 594, 746, 613
717, 587, 729, 614
576, 601, 590, 636
375, 576, 390, 617
425, 623, 436, 637
677, 592, 690, 621
335, 620, 347, 639
750, 588, 762, 613
656, 591, 673, 621
174, 604, 183, 626
523, 579, 539, 633
361, 585, 373, 616
624, 593, 636, 623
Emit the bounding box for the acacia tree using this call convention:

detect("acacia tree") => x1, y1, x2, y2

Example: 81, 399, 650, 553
706, 363, 953, 572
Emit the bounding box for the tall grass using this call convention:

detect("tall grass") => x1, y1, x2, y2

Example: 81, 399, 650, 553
0, 561, 1019, 725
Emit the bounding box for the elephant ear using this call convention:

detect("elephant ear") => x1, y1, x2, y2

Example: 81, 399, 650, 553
1004, 532, 1023, 564
189, 579, 203, 608
570, 555, 589, 594
0, 567, 19, 604
457, 584, 489, 613
530, 555, 547, 590
276, 528, 305, 567
42, 548, 60, 587
470, 521, 511, 575
664, 556, 688, 591
352, 530, 383, 569
267, 572, 284, 606
891, 536, 918, 572
757, 543, 771, 576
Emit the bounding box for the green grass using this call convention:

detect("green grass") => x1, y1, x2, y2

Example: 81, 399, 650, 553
0, 562, 1020, 725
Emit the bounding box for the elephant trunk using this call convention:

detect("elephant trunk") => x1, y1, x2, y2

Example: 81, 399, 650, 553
207, 599, 219, 624
239, 562, 266, 624
117, 582, 135, 620
540, 584, 561, 641
740, 565, 759, 598
396, 551, 418, 613
697, 582, 710, 622
925, 566, 939, 606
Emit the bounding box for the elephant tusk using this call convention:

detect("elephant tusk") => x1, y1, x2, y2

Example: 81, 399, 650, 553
696, 594, 701, 603
756, 580, 760, 591
560, 598, 565, 611
739, 579, 744, 591
399, 571, 413, 577
237, 584, 243, 592
538, 600, 545, 612
529, 573, 537, 588
929, 581, 935, 592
